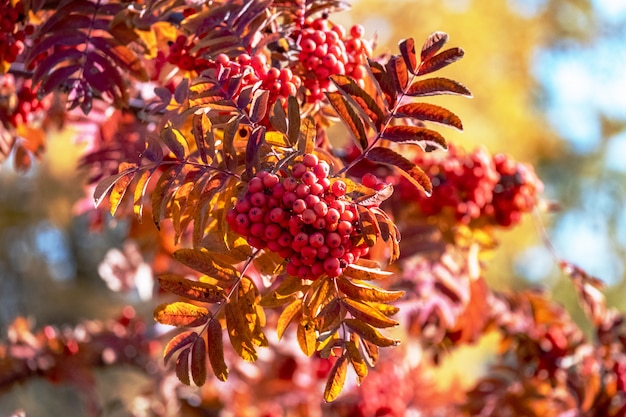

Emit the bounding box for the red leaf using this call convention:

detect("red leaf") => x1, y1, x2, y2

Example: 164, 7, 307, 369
381, 125, 448, 151
394, 103, 463, 130
421, 31, 449, 62
406, 77, 472, 98
398, 38, 418, 75
190, 337, 207, 386
366, 147, 432, 195
164, 331, 198, 365
326, 91, 369, 150
418, 48, 465, 76
388, 55, 409, 91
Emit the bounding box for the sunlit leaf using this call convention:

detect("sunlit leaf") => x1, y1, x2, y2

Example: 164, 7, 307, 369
174, 249, 240, 282
388, 55, 409, 90
344, 319, 400, 347
398, 37, 418, 75
323, 354, 348, 402
395, 103, 463, 130
93, 164, 138, 208
418, 47, 465, 76
297, 318, 317, 356
158, 274, 226, 303
342, 298, 399, 328
381, 125, 448, 151
162, 125, 187, 160
154, 302, 210, 327
343, 263, 394, 281
420, 31, 449, 62
407, 77, 472, 97
336, 277, 404, 302
346, 339, 368, 384
365, 147, 432, 195
164, 331, 198, 365
277, 298, 302, 340
326, 91, 369, 150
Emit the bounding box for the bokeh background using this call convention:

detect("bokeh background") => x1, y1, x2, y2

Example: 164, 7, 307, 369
1, 0, 626, 415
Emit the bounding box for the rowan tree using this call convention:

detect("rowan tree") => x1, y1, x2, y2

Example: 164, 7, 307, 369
1, 0, 625, 416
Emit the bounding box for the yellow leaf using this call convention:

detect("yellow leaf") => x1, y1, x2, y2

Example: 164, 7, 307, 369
163, 330, 198, 365
342, 298, 398, 328
225, 297, 257, 362
346, 339, 368, 384
154, 302, 210, 327
297, 318, 317, 357
277, 298, 302, 340
174, 249, 240, 282
336, 277, 404, 302
264, 131, 291, 147
158, 274, 225, 303
344, 319, 400, 347
343, 263, 394, 281
324, 354, 348, 402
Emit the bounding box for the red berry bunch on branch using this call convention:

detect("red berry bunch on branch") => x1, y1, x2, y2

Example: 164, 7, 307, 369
0, 1, 33, 73
489, 153, 544, 226
293, 17, 371, 103
400, 145, 543, 228
0, 74, 48, 129
227, 153, 370, 279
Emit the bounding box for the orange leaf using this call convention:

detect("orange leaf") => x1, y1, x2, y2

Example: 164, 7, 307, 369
297, 318, 317, 357
346, 340, 368, 384
158, 274, 225, 303
277, 298, 302, 340
341, 298, 398, 328
365, 147, 432, 195
174, 249, 240, 282
407, 77, 472, 97
381, 125, 448, 151
420, 31, 449, 62
398, 37, 418, 75
395, 103, 463, 131
323, 354, 348, 402
344, 318, 400, 347
154, 302, 210, 327
163, 330, 198, 365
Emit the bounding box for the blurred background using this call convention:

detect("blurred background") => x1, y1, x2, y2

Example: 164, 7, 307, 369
1, 0, 626, 415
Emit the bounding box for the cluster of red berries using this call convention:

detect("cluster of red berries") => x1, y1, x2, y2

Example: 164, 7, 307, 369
489, 153, 544, 226
227, 154, 370, 279
0, 1, 33, 71
401, 145, 543, 228
293, 17, 371, 103
0, 75, 45, 128
165, 39, 302, 107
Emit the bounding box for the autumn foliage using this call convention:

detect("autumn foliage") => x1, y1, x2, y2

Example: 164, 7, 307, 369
1, 0, 625, 415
